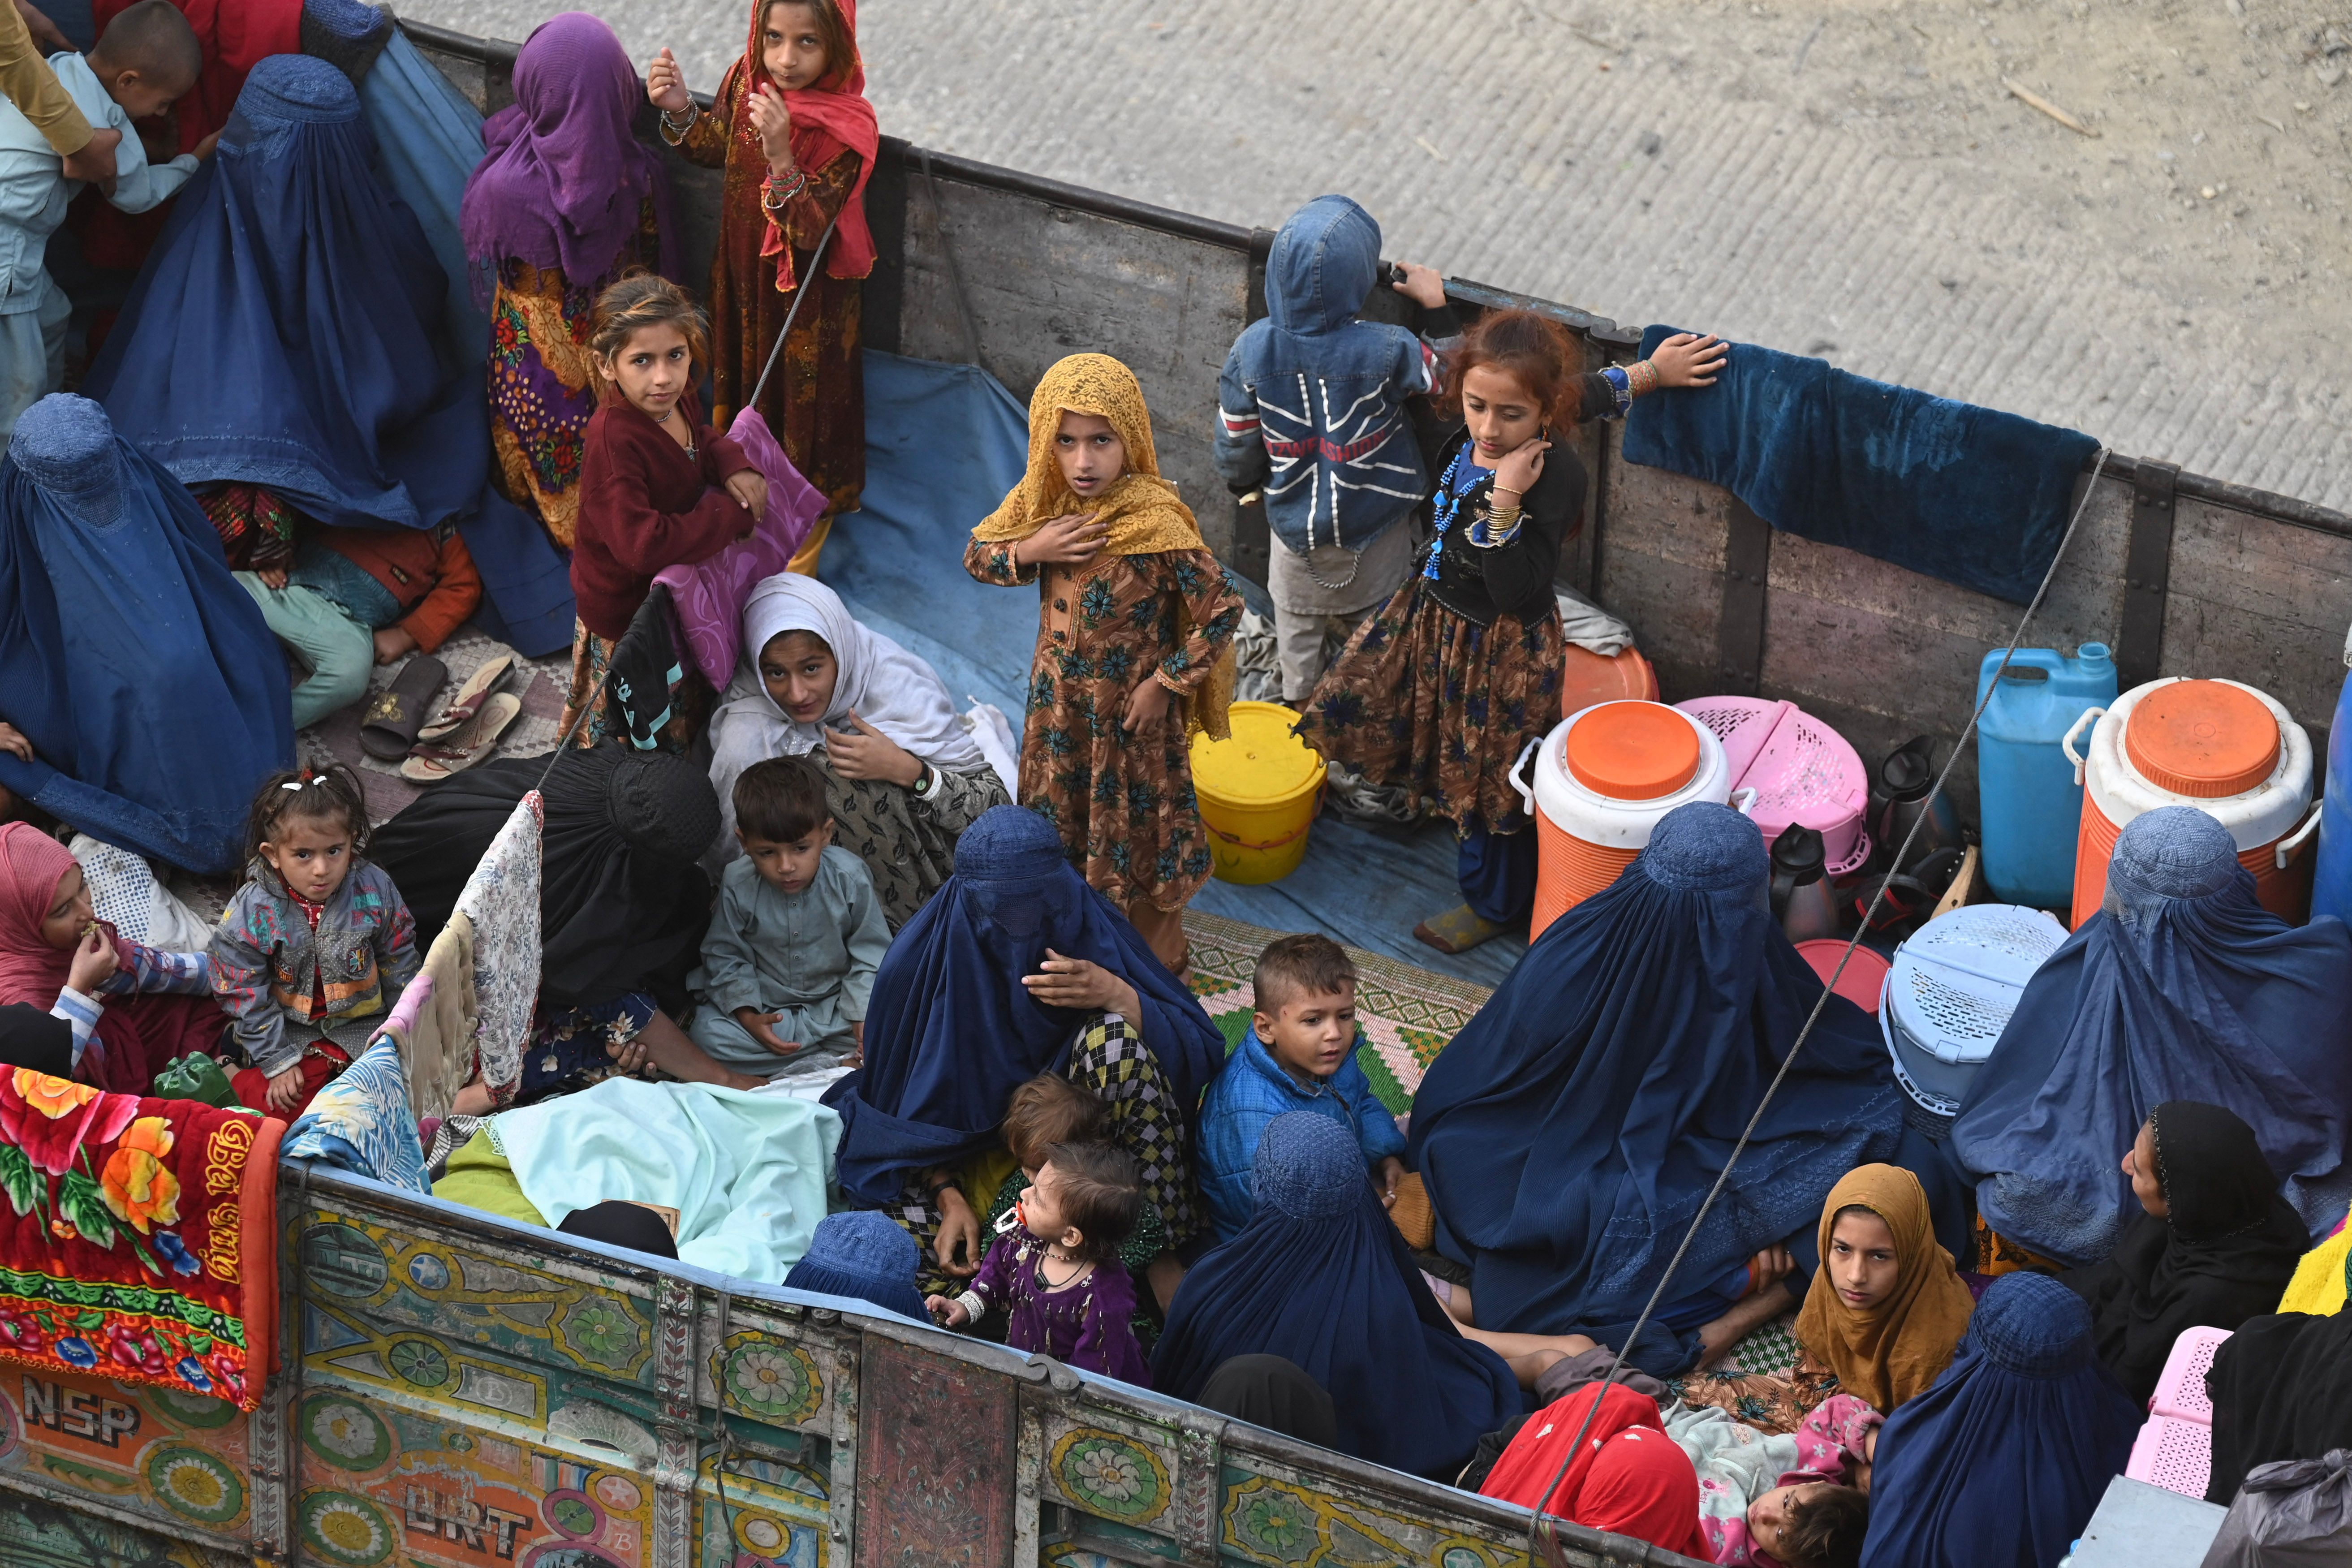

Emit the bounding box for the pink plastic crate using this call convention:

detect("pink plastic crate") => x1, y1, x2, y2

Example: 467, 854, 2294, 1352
2127, 1416, 2214, 1501
2124, 1326, 2233, 1499
2150, 1326, 2231, 1422
1675, 697, 1872, 873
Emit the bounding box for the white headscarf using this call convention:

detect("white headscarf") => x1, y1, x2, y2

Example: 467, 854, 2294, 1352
707, 575, 1000, 847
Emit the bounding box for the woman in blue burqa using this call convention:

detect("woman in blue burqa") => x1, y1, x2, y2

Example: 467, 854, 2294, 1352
1953, 805, 2352, 1268
1154, 1112, 1521, 1481
1857, 1271, 2139, 1568
0, 395, 288, 874
826, 806, 1228, 1302
79, 54, 488, 584
1408, 800, 1944, 1374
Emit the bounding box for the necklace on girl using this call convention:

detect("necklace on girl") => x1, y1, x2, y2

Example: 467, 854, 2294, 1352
650, 406, 695, 460
1423, 444, 1485, 581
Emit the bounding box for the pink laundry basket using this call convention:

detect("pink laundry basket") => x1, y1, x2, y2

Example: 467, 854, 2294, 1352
2124, 1325, 2234, 1499
1675, 697, 1873, 874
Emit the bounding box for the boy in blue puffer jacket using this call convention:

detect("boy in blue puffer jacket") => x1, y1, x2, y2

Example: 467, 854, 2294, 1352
1214, 194, 1458, 702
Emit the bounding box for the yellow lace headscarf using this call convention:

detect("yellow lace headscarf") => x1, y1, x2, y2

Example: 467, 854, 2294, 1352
975, 353, 1233, 738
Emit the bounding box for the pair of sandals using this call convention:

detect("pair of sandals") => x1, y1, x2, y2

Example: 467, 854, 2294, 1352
359, 655, 521, 782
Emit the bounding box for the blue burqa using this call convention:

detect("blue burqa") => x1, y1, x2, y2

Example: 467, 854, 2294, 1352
824, 806, 1228, 1207
1953, 806, 2352, 1266
1154, 1113, 1520, 1480
0, 396, 290, 872
83, 55, 486, 536
1859, 1272, 2141, 1568
1408, 801, 1904, 1370
307, 9, 578, 657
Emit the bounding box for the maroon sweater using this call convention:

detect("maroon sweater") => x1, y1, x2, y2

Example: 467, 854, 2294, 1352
572, 393, 753, 640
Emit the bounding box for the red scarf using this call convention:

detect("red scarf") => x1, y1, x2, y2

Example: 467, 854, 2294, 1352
734, 0, 879, 283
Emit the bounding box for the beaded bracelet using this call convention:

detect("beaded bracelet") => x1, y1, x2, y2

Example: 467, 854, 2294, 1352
1629, 358, 1661, 397
762, 168, 809, 210
1599, 363, 1634, 416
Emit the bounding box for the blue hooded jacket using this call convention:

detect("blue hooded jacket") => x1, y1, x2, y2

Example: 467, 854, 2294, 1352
1215, 195, 1441, 557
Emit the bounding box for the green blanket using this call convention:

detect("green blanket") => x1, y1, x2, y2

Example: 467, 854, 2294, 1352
489, 1081, 841, 1283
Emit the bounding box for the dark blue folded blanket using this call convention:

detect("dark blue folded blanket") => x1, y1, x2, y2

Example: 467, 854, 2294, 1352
1620, 326, 2100, 604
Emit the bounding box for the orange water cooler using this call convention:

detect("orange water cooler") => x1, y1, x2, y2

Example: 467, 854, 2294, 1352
1516, 700, 1739, 941
2062, 677, 2318, 927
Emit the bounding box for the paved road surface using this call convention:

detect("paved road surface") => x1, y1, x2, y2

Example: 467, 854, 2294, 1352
405, 0, 2352, 512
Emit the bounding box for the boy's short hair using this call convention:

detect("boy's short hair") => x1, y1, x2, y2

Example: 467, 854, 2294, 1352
733, 755, 828, 845
1778, 1484, 1869, 1568
93, 0, 202, 86
1042, 1141, 1139, 1265
1003, 1074, 1107, 1171
1253, 933, 1357, 1015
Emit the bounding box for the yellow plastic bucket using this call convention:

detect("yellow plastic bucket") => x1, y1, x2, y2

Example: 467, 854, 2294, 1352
1190, 701, 1326, 885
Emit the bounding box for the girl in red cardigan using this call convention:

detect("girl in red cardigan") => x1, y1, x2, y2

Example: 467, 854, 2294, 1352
561, 273, 769, 747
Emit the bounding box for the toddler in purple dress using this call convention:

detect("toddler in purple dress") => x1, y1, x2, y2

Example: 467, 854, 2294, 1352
926, 1142, 1151, 1386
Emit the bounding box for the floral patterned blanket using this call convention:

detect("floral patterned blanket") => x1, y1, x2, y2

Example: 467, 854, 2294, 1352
0, 1070, 281, 1409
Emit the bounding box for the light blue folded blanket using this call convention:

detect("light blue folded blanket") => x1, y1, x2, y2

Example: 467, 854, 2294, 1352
490, 1080, 841, 1283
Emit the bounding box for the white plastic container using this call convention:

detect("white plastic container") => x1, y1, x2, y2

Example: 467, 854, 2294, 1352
1880, 903, 2069, 1116
1512, 700, 1741, 940
2063, 677, 2316, 927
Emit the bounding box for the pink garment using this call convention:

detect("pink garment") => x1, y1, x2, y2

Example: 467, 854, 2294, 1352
0, 823, 223, 1095
0, 823, 122, 1003
1703, 1394, 1882, 1567
653, 411, 826, 689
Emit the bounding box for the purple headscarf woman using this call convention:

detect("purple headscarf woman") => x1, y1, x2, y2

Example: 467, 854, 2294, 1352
460, 13, 678, 548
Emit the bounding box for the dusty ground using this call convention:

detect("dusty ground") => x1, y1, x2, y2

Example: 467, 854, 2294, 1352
407, 0, 2352, 509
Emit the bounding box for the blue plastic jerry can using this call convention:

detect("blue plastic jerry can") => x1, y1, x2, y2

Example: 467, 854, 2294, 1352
2311, 650, 2352, 926
1974, 643, 2117, 912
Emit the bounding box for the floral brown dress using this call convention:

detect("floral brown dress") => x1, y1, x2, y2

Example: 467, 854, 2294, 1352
1298, 584, 1566, 831
487, 204, 663, 549
671, 107, 865, 526
965, 541, 1242, 911
1294, 431, 1583, 833
1668, 1349, 1845, 1436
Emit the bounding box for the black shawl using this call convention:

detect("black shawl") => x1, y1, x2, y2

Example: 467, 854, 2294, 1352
0, 1004, 71, 1077
2063, 1100, 2309, 1404
2204, 1297, 2352, 1503
366, 745, 715, 1008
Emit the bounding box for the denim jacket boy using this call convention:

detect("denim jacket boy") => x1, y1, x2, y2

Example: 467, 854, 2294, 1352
1214, 194, 1446, 557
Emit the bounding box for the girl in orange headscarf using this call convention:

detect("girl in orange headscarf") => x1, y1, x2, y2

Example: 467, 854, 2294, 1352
646, 0, 876, 572
1794, 1164, 1977, 1414
968, 354, 1243, 971
1680, 1163, 1976, 1434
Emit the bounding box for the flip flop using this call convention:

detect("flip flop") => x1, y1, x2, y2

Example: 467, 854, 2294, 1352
1412, 904, 1512, 955
400, 693, 521, 783
358, 654, 448, 760
415, 653, 514, 744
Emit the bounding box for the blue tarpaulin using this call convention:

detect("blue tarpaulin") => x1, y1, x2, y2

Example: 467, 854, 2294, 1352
830, 350, 1524, 986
